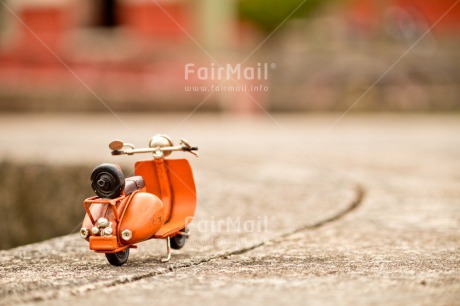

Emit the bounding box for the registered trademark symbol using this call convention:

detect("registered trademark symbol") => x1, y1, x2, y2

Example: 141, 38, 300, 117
271, 63, 277, 69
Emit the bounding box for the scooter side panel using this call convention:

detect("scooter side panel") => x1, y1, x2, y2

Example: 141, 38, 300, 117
118, 192, 164, 244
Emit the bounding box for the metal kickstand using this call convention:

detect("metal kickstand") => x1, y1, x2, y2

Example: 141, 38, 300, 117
161, 236, 171, 262
178, 229, 190, 237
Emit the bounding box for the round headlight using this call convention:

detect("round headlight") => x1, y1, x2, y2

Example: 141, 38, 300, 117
91, 226, 100, 235
149, 134, 174, 156
96, 217, 109, 228
104, 227, 113, 236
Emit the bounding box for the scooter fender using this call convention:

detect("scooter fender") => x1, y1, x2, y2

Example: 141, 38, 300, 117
118, 192, 164, 245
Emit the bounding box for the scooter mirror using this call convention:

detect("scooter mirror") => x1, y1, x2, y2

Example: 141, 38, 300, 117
109, 139, 124, 151
180, 139, 192, 149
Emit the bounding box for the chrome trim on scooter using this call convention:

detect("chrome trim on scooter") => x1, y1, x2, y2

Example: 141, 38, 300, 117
161, 237, 171, 262
96, 217, 109, 228
91, 226, 100, 235
121, 229, 132, 241
103, 227, 113, 236
80, 228, 89, 239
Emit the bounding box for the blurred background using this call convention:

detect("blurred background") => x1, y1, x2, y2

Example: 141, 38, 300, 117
1, 0, 459, 112
0, 0, 459, 250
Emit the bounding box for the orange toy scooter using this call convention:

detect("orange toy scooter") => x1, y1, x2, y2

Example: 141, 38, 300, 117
80, 134, 198, 266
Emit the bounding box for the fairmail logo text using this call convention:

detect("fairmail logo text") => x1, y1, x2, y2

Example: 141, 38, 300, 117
185, 63, 276, 81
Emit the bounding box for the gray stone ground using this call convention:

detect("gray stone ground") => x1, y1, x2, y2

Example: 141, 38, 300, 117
0, 114, 459, 306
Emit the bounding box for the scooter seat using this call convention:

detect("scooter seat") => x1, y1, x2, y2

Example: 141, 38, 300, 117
124, 176, 146, 195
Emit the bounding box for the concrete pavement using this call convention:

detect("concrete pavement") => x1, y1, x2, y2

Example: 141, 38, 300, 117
0, 114, 459, 305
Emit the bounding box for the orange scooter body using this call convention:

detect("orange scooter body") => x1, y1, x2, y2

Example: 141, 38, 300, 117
81, 135, 198, 265
81, 158, 197, 256
118, 192, 164, 244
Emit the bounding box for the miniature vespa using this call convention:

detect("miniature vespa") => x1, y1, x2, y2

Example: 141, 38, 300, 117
80, 134, 198, 266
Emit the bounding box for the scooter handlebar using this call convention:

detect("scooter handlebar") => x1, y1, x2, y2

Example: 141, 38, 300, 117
111, 145, 198, 156
183, 146, 199, 151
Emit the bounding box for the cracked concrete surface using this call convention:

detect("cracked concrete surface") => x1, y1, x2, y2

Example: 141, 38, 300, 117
0, 114, 459, 306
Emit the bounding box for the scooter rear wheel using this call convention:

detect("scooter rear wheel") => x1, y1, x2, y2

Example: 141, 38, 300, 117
105, 249, 129, 266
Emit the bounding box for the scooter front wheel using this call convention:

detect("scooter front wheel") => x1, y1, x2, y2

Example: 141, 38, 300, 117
170, 227, 189, 250
105, 249, 129, 266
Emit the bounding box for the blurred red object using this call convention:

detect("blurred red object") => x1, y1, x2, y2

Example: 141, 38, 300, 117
349, 0, 460, 37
